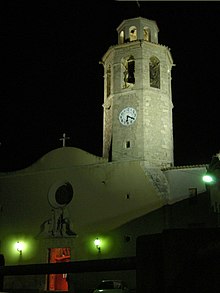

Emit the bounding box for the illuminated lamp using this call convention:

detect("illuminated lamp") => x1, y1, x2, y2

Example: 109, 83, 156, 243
202, 174, 215, 184
94, 238, 101, 253
16, 241, 23, 255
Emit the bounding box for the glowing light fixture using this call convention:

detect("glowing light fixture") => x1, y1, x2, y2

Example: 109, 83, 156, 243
202, 174, 215, 183
94, 238, 101, 253
16, 241, 23, 255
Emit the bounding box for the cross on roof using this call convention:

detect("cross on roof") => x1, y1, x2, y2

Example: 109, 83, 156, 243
59, 133, 70, 147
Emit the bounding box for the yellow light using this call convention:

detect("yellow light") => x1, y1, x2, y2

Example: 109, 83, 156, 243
94, 238, 101, 253
16, 241, 23, 255
94, 238, 101, 247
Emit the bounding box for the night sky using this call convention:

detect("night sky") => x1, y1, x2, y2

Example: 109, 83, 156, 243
1, 1, 220, 171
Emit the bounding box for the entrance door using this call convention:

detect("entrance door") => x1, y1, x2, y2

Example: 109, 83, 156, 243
48, 247, 71, 291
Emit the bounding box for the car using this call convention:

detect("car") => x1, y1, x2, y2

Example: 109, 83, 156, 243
93, 280, 130, 293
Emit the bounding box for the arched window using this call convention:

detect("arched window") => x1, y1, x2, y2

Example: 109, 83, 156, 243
122, 56, 135, 88
129, 26, 137, 42
119, 30, 125, 44
107, 65, 111, 97
149, 56, 160, 89
144, 27, 151, 41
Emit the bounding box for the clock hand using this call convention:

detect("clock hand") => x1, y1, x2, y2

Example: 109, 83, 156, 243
127, 115, 135, 120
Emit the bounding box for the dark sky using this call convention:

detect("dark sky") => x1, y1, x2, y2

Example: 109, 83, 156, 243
1, 1, 220, 171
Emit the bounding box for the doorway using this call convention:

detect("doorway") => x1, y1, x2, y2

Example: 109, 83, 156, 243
47, 247, 71, 291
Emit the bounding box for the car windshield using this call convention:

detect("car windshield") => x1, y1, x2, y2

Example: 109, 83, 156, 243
97, 281, 122, 289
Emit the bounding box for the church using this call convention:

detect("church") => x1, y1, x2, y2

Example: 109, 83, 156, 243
1, 16, 220, 292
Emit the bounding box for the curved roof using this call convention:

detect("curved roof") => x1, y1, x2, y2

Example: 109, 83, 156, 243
0, 147, 107, 175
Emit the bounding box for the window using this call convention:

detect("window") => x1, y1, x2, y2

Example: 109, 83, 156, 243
189, 188, 197, 198
129, 26, 137, 41
107, 65, 111, 97
123, 56, 135, 88
144, 27, 151, 41
189, 187, 198, 205
149, 56, 160, 88
119, 30, 124, 44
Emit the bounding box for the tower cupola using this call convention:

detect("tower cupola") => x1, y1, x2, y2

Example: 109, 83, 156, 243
117, 17, 159, 44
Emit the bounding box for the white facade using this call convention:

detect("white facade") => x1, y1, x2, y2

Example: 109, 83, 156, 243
163, 165, 208, 204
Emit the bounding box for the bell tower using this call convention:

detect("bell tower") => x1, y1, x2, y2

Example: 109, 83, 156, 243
101, 17, 174, 168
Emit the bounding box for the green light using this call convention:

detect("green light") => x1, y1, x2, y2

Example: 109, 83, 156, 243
202, 174, 214, 183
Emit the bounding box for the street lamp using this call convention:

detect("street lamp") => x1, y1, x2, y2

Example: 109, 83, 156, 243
202, 174, 215, 184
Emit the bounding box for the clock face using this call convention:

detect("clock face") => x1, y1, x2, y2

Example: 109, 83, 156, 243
119, 107, 137, 126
